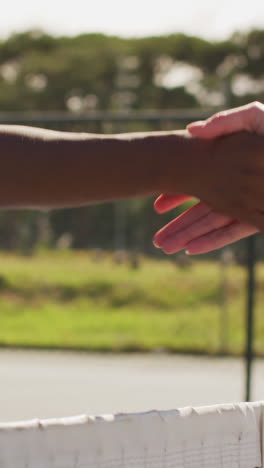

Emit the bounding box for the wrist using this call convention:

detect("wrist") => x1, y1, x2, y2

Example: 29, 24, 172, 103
153, 131, 212, 195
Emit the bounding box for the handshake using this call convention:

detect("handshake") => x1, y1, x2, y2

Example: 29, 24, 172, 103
153, 101, 264, 256
0, 101, 264, 258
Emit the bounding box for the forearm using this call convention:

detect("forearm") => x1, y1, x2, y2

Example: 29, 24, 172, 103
0, 125, 205, 209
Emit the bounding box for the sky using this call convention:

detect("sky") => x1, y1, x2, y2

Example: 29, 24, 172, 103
1, 0, 264, 40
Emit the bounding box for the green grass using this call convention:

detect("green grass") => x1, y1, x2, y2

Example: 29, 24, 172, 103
0, 250, 261, 355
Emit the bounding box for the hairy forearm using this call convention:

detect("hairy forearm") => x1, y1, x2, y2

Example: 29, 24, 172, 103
0, 125, 205, 209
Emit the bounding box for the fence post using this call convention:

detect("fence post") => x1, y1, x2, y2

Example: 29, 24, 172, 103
245, 235, 257, 401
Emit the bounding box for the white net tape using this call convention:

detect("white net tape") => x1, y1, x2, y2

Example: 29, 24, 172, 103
0, 401, 263, 467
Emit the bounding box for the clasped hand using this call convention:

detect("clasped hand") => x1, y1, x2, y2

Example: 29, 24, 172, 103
154, 102, 264, 255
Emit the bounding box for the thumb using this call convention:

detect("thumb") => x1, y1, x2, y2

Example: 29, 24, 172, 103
187, 114, 237, 138
187, 103, 264, 138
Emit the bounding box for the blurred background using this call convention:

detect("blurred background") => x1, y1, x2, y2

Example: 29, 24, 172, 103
0, 0, 264, 421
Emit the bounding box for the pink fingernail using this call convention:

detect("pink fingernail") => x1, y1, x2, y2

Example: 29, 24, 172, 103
187, 120, 206, 129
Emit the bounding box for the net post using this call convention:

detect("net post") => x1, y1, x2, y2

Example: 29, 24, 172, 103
245, 235, 257, 402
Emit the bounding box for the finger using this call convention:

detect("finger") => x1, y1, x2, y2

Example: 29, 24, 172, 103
160, 211, 233, 255
154, 194, 193, 214
187, 102, 264, 138
153, 202, 211, 247
186, 223, 259, 255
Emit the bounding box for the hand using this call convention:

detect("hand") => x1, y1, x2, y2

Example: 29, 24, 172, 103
153, 197, 257, 255
154, 102, 264, 254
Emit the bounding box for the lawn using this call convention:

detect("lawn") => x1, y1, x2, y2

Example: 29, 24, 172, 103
0, 250, 261, 355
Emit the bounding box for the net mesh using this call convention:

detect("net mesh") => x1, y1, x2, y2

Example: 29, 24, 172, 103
0, 402, 263, 468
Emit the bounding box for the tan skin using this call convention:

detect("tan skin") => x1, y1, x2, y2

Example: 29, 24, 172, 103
0, 126, 197, 208
0, 125, 264, 234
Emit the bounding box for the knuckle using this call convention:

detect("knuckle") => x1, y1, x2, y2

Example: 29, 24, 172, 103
209, 111, 228, 124
249, 101, 264, 129
213, 111, 228, 120
251, 101, 264, 111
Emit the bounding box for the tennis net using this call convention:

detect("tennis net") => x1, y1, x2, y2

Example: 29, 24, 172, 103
0, 401, 263, 467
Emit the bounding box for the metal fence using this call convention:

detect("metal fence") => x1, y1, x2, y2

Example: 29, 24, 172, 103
0, 110, 258, 400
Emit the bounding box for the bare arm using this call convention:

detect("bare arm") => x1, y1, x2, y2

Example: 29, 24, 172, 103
0, 125, 200, 209
2, 123, 264, 235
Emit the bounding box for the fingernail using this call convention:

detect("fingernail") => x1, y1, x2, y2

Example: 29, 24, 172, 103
153, 238, 161, 248
187, 120, 206, 129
